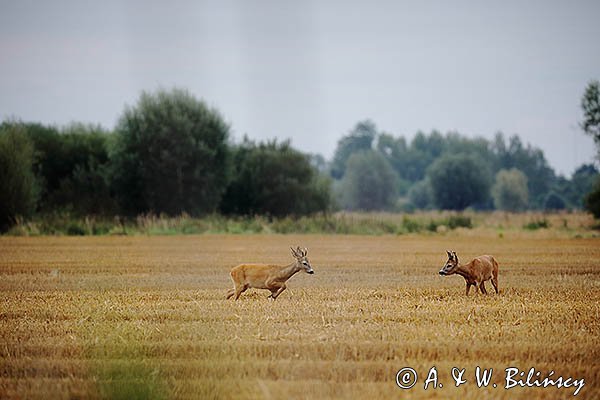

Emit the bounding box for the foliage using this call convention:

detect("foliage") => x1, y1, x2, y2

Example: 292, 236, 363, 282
544, 191, 567, 211
408, 179, 434, 210
552, 164, 598, 209
0, 124, 39, 231
330, 123, 562, 212
523, 218, 550, 230
7, 121, 116, 215
220, 138, 331, 216
110, 88, 230, 216
338, 150, 398, 211
584, 177, 600, 218
581, 80, 600, 150
330, 120, 377, 179
3, 98, 597, 218
491, 133, 555, 208
491, 168, 529, 211
427, 154, 491, 210
7, 210, 598, 237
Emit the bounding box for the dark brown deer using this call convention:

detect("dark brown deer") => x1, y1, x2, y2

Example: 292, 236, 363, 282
439, 251, 499, 295
226, 246, 314, 300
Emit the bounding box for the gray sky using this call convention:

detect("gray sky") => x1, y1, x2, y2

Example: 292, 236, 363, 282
1, 0, 599, 176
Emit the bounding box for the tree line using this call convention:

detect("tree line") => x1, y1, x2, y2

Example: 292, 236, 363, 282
329, 119, 598, 213
1, 84, 599, 231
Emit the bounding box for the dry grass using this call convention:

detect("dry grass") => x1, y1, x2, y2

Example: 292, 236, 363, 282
1, 233, 599, 399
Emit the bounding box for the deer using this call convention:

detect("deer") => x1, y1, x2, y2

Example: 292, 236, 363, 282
438, 251, 499, 295
226, 246, 314, 300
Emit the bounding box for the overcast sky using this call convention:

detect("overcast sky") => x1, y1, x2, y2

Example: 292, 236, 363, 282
1, 0, 599, 176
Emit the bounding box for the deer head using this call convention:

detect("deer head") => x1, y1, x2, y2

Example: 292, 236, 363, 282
291, 246, 314, 274
439, 250, 459, 276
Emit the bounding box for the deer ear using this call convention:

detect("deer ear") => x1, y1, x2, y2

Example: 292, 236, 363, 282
446, 250, 452, 257
290, 247, 298, 257
303, 247, 308, 257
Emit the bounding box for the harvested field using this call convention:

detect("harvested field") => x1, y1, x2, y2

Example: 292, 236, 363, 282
1, 234, 599, 399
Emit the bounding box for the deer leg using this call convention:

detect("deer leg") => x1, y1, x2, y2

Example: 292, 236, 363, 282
491, 278, 499, 294
226, 288, 235, 299
479, 281, 488, 295
465, 283, 471, 296
271, 284, 287, 300
234, 284, 249, 300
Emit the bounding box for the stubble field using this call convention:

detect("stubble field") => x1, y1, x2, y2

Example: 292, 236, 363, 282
1, 233, 599, 399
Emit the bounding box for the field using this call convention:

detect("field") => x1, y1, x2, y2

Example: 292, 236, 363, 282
1, 232, 599, 399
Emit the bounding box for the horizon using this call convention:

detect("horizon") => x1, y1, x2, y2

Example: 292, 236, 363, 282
1, 1, 599, 176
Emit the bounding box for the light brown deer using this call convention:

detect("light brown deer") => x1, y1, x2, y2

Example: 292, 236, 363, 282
439, 250, 499, 295
226, 246, 314, 300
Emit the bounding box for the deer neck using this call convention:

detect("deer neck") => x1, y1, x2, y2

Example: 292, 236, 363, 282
277, 261, 301, 280
454, 263, 472, 279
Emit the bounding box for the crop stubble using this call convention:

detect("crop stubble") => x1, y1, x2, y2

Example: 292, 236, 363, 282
0, 234, 599, 399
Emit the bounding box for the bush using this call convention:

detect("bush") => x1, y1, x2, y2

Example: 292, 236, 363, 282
523, 219, 550, 230
447, 215, 472, 229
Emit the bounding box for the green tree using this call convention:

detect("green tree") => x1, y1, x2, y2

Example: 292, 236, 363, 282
8, 121, 115, 215
544, 192, 566, 211
338, 150, 398, 211
427, 154, 491, 210
491, 133, 555, 208
581, 80, 600, 149
551, 164, 598, 209
585, 178, 600, 218
330, 120, 377, 179
220, 139, 331, 216
408, 179, 433, 209
50, 124, 113, 215
491, 168, 529, 211
8, 122, 61, 208
110, 88, 230, 216
580, 81, 600, 218
402, 131, 436, 182
571, 165, 599, 205
0, 124, 39, 230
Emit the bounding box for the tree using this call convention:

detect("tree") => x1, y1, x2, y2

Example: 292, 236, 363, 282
551, 164, 599, 209
491, 168, 529, 211
0, 124, 39, 231
585, 178, 600, 218
110, 88, 230, 216
408, 179, 433, 210
55, 123, 116, 215
491, 133, 555, 208
1, 121, 118, 216
581, 80, 600, 149
427, 154, 491, 210
338, 150, 398, 211
544, 192, 566, 211
220, 139, 331, 216
580, 81, 600, 217
330, 120, 377, 179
